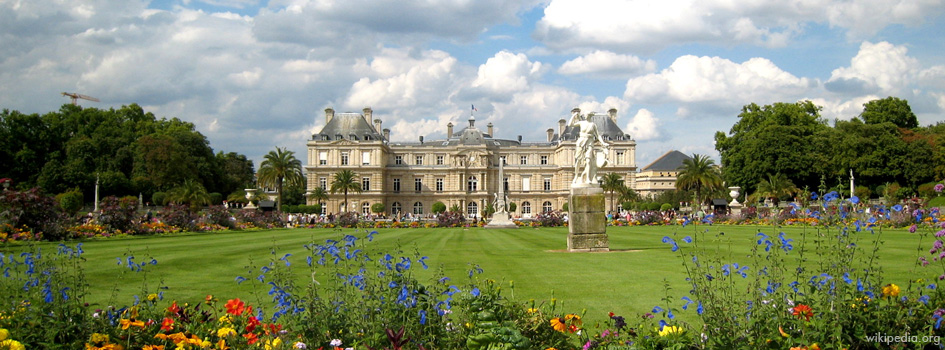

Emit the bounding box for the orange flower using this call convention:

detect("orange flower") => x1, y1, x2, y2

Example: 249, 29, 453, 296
225, 299, 246, 315
242, 332, 259, 345
120, 318, 145, 330
792, 304, 813, 321
166, 301, 181, 314
550, 318, 567, 332
160, 317, 174, 331
143, 346, 165, 350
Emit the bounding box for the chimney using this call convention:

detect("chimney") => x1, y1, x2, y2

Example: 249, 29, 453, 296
325, 107, 335, 124
487, 122, 494, 136
447, 122, 454, 136
547, 128, 554, 142
558, 119, 566, 138
608, 108, 617, 123
517, 135, 522, 143
363, 107, 373, 124
373, 118, 382, 133
383, 128, 390, 140
419, 135, 424, 144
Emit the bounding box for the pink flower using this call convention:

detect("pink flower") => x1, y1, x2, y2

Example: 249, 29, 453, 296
910, 224, 918, 233
935, 183, 944, 193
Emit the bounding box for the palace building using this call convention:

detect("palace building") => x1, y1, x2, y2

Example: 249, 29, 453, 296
305, 107, 637, 218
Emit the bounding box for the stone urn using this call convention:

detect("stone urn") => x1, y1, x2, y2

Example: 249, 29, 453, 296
244, 189, 257, 209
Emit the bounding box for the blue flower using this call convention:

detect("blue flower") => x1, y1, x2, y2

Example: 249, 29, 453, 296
919, 295, 930, 305
419, 256, 429, 269
471, 288, 481, 297
681, 296, 693, 310
696, 302, 704, 315
810, 192, 819, 200
850, 196, 860, 204
419, 309, 427, 325
652, 306, 663, 313
235, 276, 247, 284
892, 204, 903, 212
682, 236, 692, 244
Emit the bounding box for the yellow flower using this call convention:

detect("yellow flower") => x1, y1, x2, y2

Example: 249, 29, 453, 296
658, 325, 684, 337
882, 284, 900, 298
90, 333, 110, 343
264, 338, 283, 350
217, 327, 237, 338
550, 317, 567, 332
219, 314, 233, 324
0, 340, 25, 350
147, 294, 159, 302
526, 308, 538, 314
0, 328, 8, 341
143, 346, 165, 350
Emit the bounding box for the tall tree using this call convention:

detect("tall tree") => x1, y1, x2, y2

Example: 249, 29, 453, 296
307, 187, 329, 205
257, 147, 304, 212
600, 172, 625, 213
860, 96, 918, 129
676, 154, 723, 209
330, 169, 361, 212
753, 173, 800, 206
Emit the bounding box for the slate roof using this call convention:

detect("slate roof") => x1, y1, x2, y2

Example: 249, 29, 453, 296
315, 113, 384, 141
557, 113, 631, 142
640, 150, 692, 171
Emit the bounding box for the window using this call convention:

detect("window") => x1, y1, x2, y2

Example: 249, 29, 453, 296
362, 177, 370, 191
393, 178, 401, 192
522, 176, 531, 192
319, 177, 327, 189
436, 178, 443, 192
504, 177, 509, 192
395, 155, 403, 165
415, 155, 423, 165
522, 201, 531, 215
436, 155, 444, 165
341, 152, 349, 165
320, 204, 326, 215
362, 152, 370, 165
540, 155, 548, 165
413, 201, 423, 215
616, 151, 624, 165
415, 178, 422, 192
543, 178, 551, 191
520, 155, 527, 165
467, 202, 478, 217
319, 151, 327, 165
391, 202, 402, 215
542, 201, 553, 213
500, 156, 506, 165
362, 202, 371, 214
467, 176, 478, 192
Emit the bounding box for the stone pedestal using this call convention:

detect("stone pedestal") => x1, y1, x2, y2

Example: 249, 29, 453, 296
568, 186, 609, 252
484, 210, 517, 228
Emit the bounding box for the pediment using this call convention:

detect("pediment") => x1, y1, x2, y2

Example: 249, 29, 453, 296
330, 139, 357, 146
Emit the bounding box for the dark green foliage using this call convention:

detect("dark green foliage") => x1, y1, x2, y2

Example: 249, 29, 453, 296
371, 202, 385, 214
209, 192, 223, 205
431, 201, 447, 214
860, 96, 918, 128
56, 188, 84, 215
561, 202, 569, 212
97, 196, 139, 233
660, 203, 673, 211
508, 202, 517, 213
151, 191, 167, 206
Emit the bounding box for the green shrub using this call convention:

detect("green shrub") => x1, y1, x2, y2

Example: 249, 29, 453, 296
209, 192, 223, 205
151, 191, 167, 206
561, 202, 569, 212
56, 188, 84, 215
371, 203, 385, 214
432, 201, 446, 214
660, 203, 673, 211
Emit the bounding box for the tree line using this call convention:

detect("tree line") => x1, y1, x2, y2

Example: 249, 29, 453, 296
0, 104, 255, 205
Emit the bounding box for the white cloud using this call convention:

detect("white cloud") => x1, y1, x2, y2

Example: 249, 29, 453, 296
826, 41, 919, 96
471, 51, 545, 96
624, 55, 813, 111
534, 0, 945, 53
343, 48, 459, 109
624, 109, 664, 141
558, 50, 656, 78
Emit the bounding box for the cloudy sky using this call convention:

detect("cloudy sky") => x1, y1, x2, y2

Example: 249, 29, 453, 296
2, 0, 944, 169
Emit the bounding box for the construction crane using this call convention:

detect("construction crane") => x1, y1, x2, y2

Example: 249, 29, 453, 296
61, 92, 100, 105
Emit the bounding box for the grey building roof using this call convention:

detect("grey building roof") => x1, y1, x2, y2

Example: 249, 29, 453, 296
557, 113, 631, 142
641, 150, 692, 171
315, 113, 384, 141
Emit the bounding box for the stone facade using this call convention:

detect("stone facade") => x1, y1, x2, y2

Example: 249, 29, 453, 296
634, 150, 692, 198
305, 107, 637, 218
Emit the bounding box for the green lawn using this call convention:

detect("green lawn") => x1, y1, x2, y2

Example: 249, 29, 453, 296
5, 224, 930, 325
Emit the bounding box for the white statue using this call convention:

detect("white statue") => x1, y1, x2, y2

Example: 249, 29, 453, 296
569, 109, 609, 186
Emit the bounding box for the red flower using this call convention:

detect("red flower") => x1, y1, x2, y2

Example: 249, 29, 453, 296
167, 301, 181, 314
246, 316, 261, 333
792, 304, 813, 321
243, 332, 259, 345
225, 298, 246, 315
160, 317, 174, 331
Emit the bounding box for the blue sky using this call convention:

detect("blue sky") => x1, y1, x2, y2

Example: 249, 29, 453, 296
2, 0, 944, 169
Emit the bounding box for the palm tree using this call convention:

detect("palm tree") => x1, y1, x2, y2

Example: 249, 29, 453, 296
257, 147, 304, 212
330, 169, 361, 212
754, 173, 800, 206
600, 172, 626, 213
676, 154, 723, 211
166, 179, 211, 212
307, 187, 329, 206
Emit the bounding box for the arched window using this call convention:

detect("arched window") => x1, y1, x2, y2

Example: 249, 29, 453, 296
413, 202, 423, 215
362, 202, 371, 214
467, 176, 478, 192
467, 202, 478, 216
522, 201, 531, 215
542, 201, 553, 213
391, 202, 402, 215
